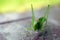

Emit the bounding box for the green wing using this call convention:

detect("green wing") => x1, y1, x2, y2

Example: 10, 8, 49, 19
34, 17, 46, 31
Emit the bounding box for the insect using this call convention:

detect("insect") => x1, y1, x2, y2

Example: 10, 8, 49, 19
31, 4, 50, 32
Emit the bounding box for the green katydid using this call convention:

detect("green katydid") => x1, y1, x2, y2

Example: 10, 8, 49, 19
31, 4, 50, 31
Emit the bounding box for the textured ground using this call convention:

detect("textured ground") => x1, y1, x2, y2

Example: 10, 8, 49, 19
0, 18, 60, 40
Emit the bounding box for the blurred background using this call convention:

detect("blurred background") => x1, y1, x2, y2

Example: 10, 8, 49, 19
0, 0, 60, 13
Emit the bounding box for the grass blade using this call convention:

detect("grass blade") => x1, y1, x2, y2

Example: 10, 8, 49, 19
31, 4, 35, 26
44, 5, 50, 25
